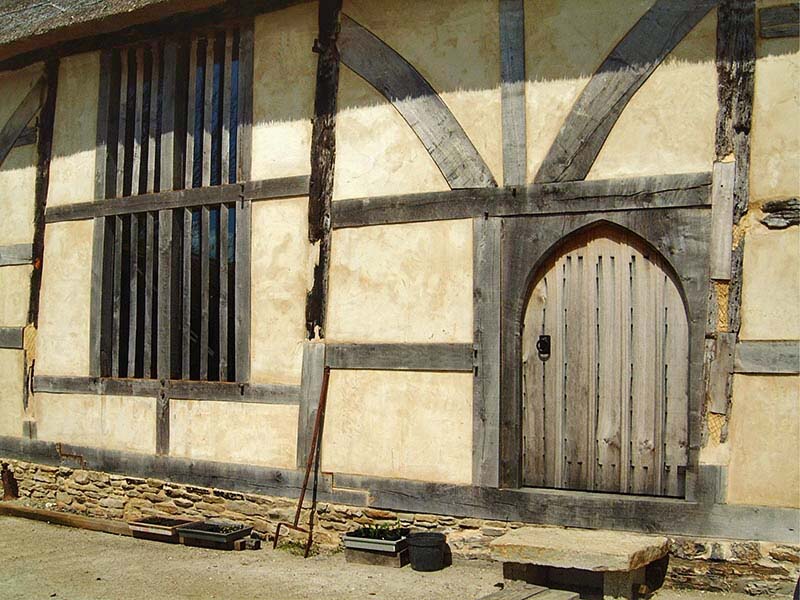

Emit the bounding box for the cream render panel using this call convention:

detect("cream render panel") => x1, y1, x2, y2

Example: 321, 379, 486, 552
327, 219, 472, 344
322, 370, 473, 484
727, 375, 800, 508
34, 393, 156, 454
36, 220, 93, 376
739, 225, 800, 341
0, 349, 25, 437
250, 197, 312, 385
0, 265, 32, 326
251, 2, 316, 180
47, 51, 99, 207
170, 400, 298, 469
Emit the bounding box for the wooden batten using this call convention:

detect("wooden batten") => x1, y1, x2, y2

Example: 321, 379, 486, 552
199, 206, 210, 380
734, 340, 800, 375
181, 208, 192, 378
234, 199, 251, 382
297, 343, 326, 469
0, 243, 33, 267
219, 204, 229, 379
709, 161, 736, 281
499, 0, 526, 187
325, 344, 473, 372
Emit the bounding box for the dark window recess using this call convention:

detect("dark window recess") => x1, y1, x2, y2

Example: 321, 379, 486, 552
104, 26, 242, 198
98, 205, 239, 381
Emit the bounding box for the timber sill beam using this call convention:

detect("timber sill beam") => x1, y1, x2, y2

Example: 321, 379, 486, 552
44, 175, 310, 223
33, 375, 301, 405
332, 172, 712, 229
325, 343, 474, 372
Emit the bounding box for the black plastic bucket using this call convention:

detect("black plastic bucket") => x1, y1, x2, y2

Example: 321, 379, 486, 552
408, 532, 446, 572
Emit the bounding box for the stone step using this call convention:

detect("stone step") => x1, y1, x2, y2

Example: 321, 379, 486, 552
490, 526, 668, 572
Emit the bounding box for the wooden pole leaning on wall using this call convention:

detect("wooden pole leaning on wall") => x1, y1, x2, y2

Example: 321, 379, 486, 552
305, 0, 343, 340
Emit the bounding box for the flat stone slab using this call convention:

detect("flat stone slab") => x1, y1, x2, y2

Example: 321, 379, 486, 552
490, 526, 669, 572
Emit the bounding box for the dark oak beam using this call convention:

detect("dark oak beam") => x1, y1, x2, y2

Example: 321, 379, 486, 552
535, 0, 717, 183
339, 15, 497, 190
333, 172, 711, 229
734, 340, 800, 374
499, 0, 527, 187
759, 4, 799, 38
0, 73, 44, 168
761, 198, 799, 229
45, 176, 310, 223
325, 343, 473, 372
0, 243, 33, 267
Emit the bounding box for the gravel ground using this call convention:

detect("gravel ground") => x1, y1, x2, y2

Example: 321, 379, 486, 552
0, 516, 772, 600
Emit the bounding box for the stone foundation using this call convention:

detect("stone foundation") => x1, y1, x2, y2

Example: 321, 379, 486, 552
2, 458, 798, 596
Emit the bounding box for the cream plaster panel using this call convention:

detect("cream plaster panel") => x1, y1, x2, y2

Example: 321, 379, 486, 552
170, 400, 298, 469
740, 225, 800, 340
588, 11, 717, 180
343, 0, 502, 186
250, 197, 310, 384
750, 40, 800, 202
47, 52, 99, 207
727, 375, 800, 508
252, 2, 316, 180
0, 62, 42, 125
335, 68, 448, 200
524, 0, 653, 182
35, 394, 156, 454
322, 370, 472, 484
0, 145, 36, 245
0, 349, 25, 437
327, 220, 472, 343
36, 221, 93, 376
0, 265, 32, 326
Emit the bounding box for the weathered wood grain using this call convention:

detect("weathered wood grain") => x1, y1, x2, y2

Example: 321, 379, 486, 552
116, 49, 129, 198
202, 37, 214, 188
142, 213, 155, 378
157, 210, 174, 380
160, 39, 181, 193
708, 333, 735, 414
0, 327, 24, 349
94, 49, 114, 200
297, 342, 326, 468
131, 47, 145, 194
199, 206, 210, 380
89, 218, 110, 376
761, 198, 800, 229
146, 42, 159, 194
759, 4, 799, 38
500, 0, 526, 187
111, 216, 123, 377
339, 15, 496, 189
0, 72, 44, 167
709, 161, 736, 280
535, 0, 717, 183
219, 204, 229, 380
127, 214, 140, 377
185, 35, 198, 190
0, 243, 33, 266
473, 217, 502, 488
325, 343, 473, 372
734, 340, 800, 374
234, 200, 251, 382
236, 21, 254, 182
181, 208, 192, 379
333, 172, 712, 229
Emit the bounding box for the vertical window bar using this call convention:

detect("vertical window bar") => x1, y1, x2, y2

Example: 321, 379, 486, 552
131, 47, 145, 195
200, 205, 210, 380
219, 204, 229, 380
182, 208, 192, 379
111, 216, 123, 376
127, 213, 140, 377
221, 30, 233, 185
147, 43, 160, 193
185, 35, 198, 190
142, 212, 155, 378
115, 50, 129, 198
202, 35, 214, 187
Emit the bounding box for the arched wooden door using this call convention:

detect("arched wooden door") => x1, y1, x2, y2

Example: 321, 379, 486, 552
522, 225, 688, 497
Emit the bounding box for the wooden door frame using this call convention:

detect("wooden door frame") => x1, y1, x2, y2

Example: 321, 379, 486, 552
497, 208, 711, 499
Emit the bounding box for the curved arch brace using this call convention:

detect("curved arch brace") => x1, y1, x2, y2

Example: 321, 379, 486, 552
534, 0, 718, 184
338, 15, 497, 189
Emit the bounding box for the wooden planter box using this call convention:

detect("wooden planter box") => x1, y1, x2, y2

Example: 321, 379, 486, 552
128, 517, 199, 543
176, 521, 253, 550
343, 533, 409, 568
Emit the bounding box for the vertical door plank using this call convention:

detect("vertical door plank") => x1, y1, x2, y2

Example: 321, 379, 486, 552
131, 47, 145, 195
221, 30, 233, 185
127, 214, 139, 377
116, 50, 129, 198
111, 216, 123, 376
202, 35, 214, 187
147, 43, 160, 193
182, 209, 192, 379
199, 206, 210, 380
630, 252, 657, 495
585, 241, 599, 491
652, 266, 667, 495
595, 237, 623, 492
554, 258, 567, 488
543, 268, 562, 488
522, 275, 547, 487
664, 280, 689, 497
142, 212, 155, 378
619, 249, 634, 493
185, 36, 198, 190
219, 204, 229, 380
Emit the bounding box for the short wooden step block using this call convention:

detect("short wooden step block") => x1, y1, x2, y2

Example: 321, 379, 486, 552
478, 582, 579, 600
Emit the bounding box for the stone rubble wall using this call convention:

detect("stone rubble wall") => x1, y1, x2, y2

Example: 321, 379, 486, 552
3, 458, 798, 596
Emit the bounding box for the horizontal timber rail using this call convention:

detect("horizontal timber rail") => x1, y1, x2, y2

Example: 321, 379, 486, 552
0, 327, 24, 349
325, 343, 474, 372
45, 175, 310, 223
33, 375, 301, 405
332, 172, 711, 229
734, 340, 800, 374
0, 435, 797, 544
0, 243, 34, 266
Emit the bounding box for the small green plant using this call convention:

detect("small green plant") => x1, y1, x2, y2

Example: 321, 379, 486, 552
349, 522, 409, 541
277, 540, 316, 556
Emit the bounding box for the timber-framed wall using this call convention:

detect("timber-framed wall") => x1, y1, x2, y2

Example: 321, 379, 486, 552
0, 0, 798, 546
